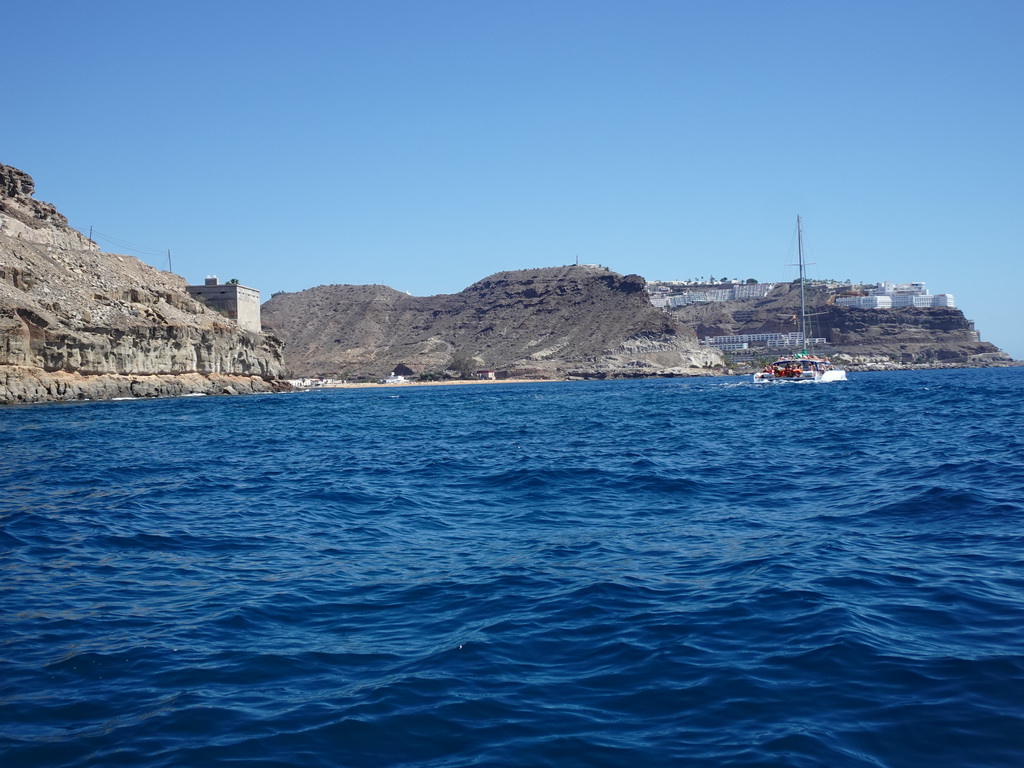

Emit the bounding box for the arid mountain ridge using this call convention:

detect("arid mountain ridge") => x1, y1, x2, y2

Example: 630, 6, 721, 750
262, 268, 722, 379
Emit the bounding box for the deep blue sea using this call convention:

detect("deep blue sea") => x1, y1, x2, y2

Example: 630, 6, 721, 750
3, 368, 1024, 767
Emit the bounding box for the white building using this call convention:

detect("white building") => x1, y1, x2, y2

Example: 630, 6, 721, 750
842, 282, 956, 309
700, 332, 826, 350
891, 294, 955, 308
666, 289, 733, 306
871, 281, 929, 296
837, 295, 893, 309
730, 282, 777, 299
649, 281, 778, 308
892, 294, 936, 308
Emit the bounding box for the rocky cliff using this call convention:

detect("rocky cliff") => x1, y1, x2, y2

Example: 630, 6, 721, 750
0, 164, 288, 403
262, 267, 722, 379
671, 282, 1011, 365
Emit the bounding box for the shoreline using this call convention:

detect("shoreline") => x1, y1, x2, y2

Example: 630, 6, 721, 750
6, 362, 1019, 405
300, 360, 1024, 391
310, 377, 568, 390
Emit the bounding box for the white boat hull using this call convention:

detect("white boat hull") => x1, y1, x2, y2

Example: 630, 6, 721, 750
754, 369, 847, 383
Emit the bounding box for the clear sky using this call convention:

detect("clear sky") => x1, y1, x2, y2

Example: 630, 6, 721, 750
5, 0, 1022, 358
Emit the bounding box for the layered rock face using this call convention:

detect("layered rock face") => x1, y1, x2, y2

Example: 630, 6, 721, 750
263, 267, 722, 379
0, 163, 288, 403
672, 282, 1011, 365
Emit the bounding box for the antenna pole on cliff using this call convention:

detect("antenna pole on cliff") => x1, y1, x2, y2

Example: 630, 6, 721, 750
167, 250, 172, 273
88, 226, 93, 242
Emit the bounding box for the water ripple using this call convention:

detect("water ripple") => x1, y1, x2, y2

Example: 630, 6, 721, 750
3, 369, 1024, 766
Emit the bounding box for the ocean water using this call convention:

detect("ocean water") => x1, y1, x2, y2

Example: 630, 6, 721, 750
2, 368, 1023, 767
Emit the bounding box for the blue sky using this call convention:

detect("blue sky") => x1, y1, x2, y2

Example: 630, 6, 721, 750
5, 1, 1022, 358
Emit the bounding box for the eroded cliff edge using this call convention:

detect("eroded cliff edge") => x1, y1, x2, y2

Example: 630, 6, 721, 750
263, 267, 722, 379
0, 164, 288, 403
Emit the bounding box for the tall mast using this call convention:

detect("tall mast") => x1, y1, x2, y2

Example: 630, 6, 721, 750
797, 215, 808, 354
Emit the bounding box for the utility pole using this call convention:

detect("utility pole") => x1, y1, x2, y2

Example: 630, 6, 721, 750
167, 249, 172, 273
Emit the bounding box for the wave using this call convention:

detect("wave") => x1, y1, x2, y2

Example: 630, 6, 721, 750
3, 370, 1024, 766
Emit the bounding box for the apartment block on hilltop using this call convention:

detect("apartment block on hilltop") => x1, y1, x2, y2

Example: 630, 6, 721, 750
837, 281, 955, 309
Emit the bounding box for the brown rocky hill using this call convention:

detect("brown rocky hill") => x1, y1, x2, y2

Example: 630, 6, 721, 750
0, 163, 287, 403
262, 267, 722, 379
671, 282, 1011, 365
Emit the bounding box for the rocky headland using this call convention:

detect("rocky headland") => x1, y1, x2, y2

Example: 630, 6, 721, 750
262, 267, 722, 380
0, 164, 289, 404
670, 282, 1012, 370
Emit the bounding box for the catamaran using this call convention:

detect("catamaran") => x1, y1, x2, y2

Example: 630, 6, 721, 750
753, 216, 847, 383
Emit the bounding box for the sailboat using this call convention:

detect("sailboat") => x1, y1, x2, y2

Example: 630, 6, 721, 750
753, 216, 847, 383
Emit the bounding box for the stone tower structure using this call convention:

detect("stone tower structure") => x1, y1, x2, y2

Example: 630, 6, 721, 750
186, 276, 262, 333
